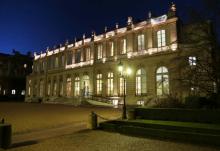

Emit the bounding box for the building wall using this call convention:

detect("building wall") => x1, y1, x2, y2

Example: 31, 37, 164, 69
26, 12, 200, 105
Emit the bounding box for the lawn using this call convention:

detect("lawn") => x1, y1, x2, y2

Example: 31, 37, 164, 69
0, 102, 120, 134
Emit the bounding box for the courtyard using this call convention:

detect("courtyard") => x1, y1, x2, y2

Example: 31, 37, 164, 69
0, 102, 220, 151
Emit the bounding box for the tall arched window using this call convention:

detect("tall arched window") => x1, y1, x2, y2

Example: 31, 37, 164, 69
136, 69, 147, 95
47, 80, 51, 96
82, 75, 90, 96
119, 77, 126, 96
53, 80, 57, 96
156, 66, 169, 96
66, 77, 72, 97
74, 77, 80, 96
39, 80, 44, 97
107, 72, 114, 96
28, 80, 32, 96
59, 78, 63, 96
96, 74, 102, 95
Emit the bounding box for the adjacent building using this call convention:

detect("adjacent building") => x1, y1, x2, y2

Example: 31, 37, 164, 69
0, 51, 33, 101
26, 4, 214, 105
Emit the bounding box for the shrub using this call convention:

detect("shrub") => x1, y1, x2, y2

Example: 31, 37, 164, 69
184, 96, 218, 109
153, 95, 184, 108
208, 93, 220, 108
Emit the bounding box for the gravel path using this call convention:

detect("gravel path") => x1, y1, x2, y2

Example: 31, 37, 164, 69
5, 130, 220, 151
13, 122, 87, 144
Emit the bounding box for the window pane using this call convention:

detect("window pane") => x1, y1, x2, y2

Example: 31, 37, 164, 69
156, 67, 169, 96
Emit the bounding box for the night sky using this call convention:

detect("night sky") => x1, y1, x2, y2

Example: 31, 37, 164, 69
0, 0, 202, 55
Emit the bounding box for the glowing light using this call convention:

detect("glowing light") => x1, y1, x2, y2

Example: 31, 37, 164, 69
151, 15, 167, 25
102, 58, 106, 63
126, 68, 132, 75
118, 62, 123, 73
60, 47, 65, 51
127, 52, 132, 58
68, 44, 74, 48
112, 100, 119, 106
65, 60, 94, 69
171, 43, 178, 51
54, 49, 59, 54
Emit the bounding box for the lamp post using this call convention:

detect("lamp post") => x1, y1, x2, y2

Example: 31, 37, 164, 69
118, 61, 132, 119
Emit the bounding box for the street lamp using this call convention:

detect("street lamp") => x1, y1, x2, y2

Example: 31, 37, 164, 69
118, 61, 132, 119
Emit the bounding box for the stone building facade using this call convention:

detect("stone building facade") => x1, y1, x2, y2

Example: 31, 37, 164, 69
26, 4, 210, 105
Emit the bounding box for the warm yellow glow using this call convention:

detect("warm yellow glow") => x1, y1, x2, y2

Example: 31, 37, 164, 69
118, 65, 123, 72
171, 43, 178, 51
126, 68, 132, 75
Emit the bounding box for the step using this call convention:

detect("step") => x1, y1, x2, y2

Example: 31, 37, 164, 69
104, 120, 220, 135
99, 120, 220, 146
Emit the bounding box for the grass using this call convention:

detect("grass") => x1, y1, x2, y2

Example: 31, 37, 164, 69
130, 120, 220, 130
0, 102, 120, 134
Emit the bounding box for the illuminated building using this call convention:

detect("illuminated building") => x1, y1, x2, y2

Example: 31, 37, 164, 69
26, 3, 213, 105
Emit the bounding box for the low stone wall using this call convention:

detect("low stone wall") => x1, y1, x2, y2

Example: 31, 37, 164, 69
135, 108, 220, 123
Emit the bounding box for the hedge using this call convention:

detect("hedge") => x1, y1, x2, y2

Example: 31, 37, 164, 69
135, 108, 220, 124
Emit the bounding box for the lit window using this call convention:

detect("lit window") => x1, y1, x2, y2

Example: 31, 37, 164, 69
213, 82, 217, 93
39, 80, 44, 97
137, 100, 145, 106
67, 52, 73, 65
156, 67, 169, 96
86, 48, 91, 61
107, 72, 114, 96
59, 80, 63, 96
138, 34, 145, 51
189, 56, 197, 66
21, 90, 25, 95
82, 75, 90, 96
47, 81, 51, 96
157, 30, 166, 48
61, 55, 65, 67
74, 77, 80, 96
53, 80, 57, 96
97, 44, 103, 59
66, 78, 72, 97
33, 82, 37, 96
42, 61, 45, 71
75, 49, 81, 63
28, 80, 31, 96
121, 39, 127, 54
96, 74, 102, 95
12, 90, 16, 95
55, 57, 59, 68
109, 42, 114, 57
119, 77, 126, 96
136, 69, 147, 95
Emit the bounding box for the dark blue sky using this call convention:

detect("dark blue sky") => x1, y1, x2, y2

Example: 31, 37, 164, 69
0, 0, 201, 54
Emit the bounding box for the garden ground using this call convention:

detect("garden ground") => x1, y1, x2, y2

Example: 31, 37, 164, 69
0, 102, 219, 151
